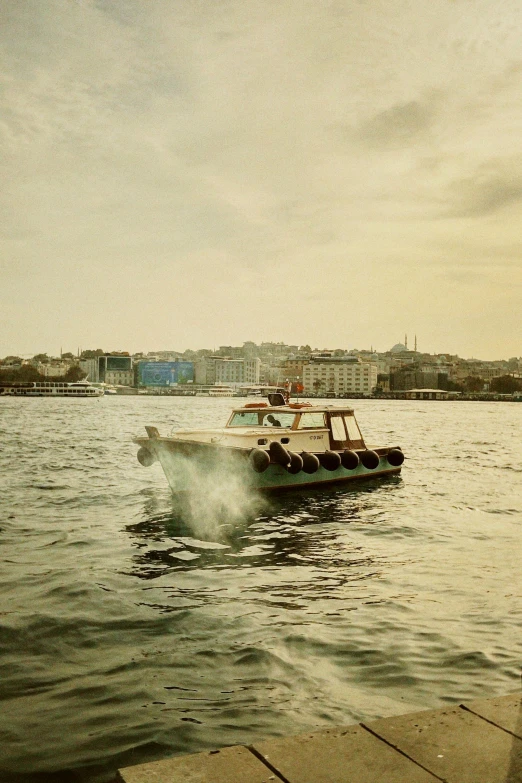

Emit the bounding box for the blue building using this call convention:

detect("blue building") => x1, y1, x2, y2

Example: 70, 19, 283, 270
137, 361, 194, 387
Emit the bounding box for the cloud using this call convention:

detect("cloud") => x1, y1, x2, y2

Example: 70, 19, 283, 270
1, 0, 522, 357
444, 160, 522, 217
352, 98, 438, 148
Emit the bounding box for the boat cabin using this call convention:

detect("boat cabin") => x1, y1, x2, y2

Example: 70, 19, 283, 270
226, 404, 366, 451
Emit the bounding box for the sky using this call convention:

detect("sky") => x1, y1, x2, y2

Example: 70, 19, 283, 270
1, 0, 521, 360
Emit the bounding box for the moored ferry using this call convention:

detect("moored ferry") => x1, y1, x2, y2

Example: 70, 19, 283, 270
195, 385, 236, 397
135, 391, 404, 492
0, 381, 104, 397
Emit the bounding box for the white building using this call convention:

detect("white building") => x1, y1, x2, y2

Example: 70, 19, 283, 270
196, 357, 261, 386
215, 359, 244, 385
80, 355, 134, 386
214, 358, 261, 386
104, 369, 134, 386
244, 358, 261, 384
79, 358, 99, 382
38, 362, 69, 377
303, 357, 378, 396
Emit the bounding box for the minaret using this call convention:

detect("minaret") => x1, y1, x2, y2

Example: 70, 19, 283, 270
404, 334, 408, 349
414, 335, 417, 352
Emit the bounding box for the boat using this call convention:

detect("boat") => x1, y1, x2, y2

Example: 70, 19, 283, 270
195, 385, 236, 397
134, 392, 404, 492
88, 382, 118, 395
0, 381, 104, 397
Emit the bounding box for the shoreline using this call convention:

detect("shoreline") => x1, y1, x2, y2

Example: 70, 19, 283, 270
119, 691, 522, 783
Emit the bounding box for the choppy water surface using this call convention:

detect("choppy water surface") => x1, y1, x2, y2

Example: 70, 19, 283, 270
0, 397, 521, 781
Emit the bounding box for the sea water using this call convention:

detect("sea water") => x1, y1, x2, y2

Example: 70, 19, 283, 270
0, 397, 521, 781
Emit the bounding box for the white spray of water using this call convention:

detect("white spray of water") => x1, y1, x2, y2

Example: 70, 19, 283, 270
160, 448, 267, 541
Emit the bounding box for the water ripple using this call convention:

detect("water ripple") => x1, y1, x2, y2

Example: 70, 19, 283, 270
0, 398, 521, 782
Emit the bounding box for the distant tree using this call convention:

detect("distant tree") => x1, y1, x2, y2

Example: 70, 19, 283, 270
0, 363, 86, 383
32, 353, 49, 363
463, 376, 484, 393
490, 375, 522, 394
1, 356, 23, 364
63, 366, 86, 382
80, 349, 104, 359
437, 374, 463, 392
1, 365, 41, 382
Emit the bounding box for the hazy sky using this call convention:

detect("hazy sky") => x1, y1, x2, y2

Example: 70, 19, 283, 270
1, 0, 521, 359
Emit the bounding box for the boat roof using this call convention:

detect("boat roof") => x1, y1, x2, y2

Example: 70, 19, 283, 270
232, 403, 355, 414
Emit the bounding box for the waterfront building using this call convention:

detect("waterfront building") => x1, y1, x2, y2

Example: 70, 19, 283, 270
454, 361, 507, 383
79, 358, 99, 382
243, 359, 261, 384
195, 357, 261, 386
397, 388, 460, 400
275, 357, 310, 385
390, 369, 442, 391
215, 358, 261, 385
302, 356, 377, 396
98, 355, 134, 386
37, 362, 69, 377
136, 360, 194, 388
194, 356, 218, 385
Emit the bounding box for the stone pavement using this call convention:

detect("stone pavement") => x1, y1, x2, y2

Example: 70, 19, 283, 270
118, 692, 522, 783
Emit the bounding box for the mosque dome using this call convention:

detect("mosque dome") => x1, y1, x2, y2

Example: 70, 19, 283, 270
390, 343, 408, 353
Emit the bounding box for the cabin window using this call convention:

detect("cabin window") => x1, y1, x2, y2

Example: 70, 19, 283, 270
298, 412, 326, 428
330, 416, 346, 441
344, 415, 362, 441
261, 412, 296, 428
228, 412, 260, 426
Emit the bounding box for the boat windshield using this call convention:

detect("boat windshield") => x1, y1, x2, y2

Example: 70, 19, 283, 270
228, 410, 297, 428
297, 412, 326, 428
261, 411, 295, 428
228, 411, 261, 426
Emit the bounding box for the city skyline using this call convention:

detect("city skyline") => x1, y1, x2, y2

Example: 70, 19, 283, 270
1, 336, 519, 364
2, 1, 522, 358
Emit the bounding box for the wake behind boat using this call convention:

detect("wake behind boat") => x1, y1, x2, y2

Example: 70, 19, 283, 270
134, 392, 404, 492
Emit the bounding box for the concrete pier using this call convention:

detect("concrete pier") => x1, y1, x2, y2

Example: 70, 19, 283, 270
118, 692, 522, 782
